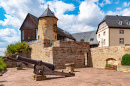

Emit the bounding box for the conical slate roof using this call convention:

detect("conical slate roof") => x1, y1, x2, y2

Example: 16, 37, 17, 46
39, 6, 58, 19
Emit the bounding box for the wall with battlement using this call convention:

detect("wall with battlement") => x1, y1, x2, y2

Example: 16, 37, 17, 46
29, 39, 91, 69
91, 46, 130, 68
53, 41, 89, 48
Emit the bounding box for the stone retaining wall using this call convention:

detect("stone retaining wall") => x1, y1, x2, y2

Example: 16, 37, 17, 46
91, 46, 130, 68
117, 65, 130, 72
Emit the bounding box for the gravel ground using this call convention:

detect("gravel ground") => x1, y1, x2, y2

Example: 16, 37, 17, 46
0, 67, 130, 86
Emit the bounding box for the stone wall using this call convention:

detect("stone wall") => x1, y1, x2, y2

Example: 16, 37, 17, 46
29, 39, 91, 69
53, 47, 90, 69
117, 65, 130, 72
91, 46, 130, 68
4, 50, 31, 67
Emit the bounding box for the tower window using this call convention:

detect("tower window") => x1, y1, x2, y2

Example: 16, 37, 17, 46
38, 36, 40, 40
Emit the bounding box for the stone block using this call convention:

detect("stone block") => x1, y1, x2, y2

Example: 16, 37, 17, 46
65, 63, 75, 72
33, 75, 46, 81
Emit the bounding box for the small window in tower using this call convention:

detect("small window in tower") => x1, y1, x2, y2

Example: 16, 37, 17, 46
55, 36, 56, 39
38, 36, 40, 40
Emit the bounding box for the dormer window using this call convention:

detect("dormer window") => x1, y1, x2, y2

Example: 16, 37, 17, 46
118, 21, 122, 25
81, 39, 84, 42
126, 21, 130, 25
90, 38, 94, 41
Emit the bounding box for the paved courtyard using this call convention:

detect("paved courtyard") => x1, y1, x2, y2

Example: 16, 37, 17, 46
0, 67, 130, 86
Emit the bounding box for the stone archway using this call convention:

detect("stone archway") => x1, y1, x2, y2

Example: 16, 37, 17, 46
105, 58, 117, 70
106, 58, 116, 65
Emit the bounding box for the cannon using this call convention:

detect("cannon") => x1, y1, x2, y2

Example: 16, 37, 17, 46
5, 56, 28, 68
16, 55, 75, 77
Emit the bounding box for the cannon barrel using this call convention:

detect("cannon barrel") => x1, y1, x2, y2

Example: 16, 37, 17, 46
16, 55, 55, 70
6, 56, 28, 66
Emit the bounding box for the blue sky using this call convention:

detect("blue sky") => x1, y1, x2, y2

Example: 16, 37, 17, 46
0, 0, 130, 56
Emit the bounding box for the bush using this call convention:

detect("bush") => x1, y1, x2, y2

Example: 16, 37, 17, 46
0, 58, 7, 72
121, 54, 130, 66
4, 42, 31, 56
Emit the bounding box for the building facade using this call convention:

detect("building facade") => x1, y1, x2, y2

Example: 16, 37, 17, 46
96, 15, 130, 47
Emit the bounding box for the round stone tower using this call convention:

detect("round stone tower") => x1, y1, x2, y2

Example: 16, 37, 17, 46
37, 6, 58, 40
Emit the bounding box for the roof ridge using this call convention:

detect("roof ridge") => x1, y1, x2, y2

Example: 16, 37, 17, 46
71, 31, 95, 34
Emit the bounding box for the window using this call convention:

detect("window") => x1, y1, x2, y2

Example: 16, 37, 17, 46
120, 38, 124, 44
98, 34, 100, 38
120, 30, 124, 34
90, 38, 94, 41
126, 21, 130, 25
103, 39, 105, 45
35, 29, 37, 39
22, 30, 24, 40
38, 36, 40, 40
81, 39, 84, 42
103, 31, 106, 36
118, 21, 122, 25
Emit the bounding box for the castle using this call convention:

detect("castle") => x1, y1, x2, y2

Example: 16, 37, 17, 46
19, 6, 130, 69
20, 6, 91, 69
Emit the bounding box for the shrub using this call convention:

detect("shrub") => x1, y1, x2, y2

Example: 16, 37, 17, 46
121, 54, 130, 66
4, 42, 31, 56
0, 58, 7, 72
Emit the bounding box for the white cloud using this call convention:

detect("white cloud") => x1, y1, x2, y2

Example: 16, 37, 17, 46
77, 0, 105, 28
99, 0, 111, 7
0, 48, 6, 56
115, 0, 119, 4
0, 28, 20, 43
107, 8, 130, 16
105, 0, 111, 4
116, 7, 121, 10
0, 0, 45, 28
38, 0, 104, 33
123, 2, 130, 7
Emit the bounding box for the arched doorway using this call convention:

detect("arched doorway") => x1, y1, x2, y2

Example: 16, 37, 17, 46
105, 58, 117, 70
